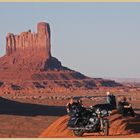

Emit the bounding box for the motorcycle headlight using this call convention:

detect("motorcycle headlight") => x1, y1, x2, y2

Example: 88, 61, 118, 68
101, 110, 107, 115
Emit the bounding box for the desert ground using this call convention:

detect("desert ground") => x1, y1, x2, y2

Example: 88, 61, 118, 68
0, 86, 139, 138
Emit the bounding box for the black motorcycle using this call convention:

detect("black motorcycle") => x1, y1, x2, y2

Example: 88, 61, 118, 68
67, 105, 110, 136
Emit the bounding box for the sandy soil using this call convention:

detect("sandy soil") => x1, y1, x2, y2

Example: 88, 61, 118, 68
40, 111, 140, 138
0, 92, 139, 138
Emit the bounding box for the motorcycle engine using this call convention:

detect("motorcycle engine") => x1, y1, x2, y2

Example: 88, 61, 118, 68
89, 117, 97, 123
85, 117, 98, 130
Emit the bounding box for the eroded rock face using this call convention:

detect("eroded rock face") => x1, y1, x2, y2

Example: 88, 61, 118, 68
0, 22, 122, 91
6, 22, 51, 59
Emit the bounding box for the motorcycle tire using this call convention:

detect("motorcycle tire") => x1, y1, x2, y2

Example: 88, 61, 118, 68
73, 130, 84, 136
102, 120, 109, 136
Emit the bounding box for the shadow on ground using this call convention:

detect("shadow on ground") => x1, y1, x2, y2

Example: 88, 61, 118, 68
0, 97, 66, 116
126, 114, 140, 134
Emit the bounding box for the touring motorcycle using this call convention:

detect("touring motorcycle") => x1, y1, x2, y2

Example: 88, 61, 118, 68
67, 104, 110, 136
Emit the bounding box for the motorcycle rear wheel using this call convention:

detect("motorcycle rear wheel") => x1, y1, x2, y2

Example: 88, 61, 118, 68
73, 130, 84, 136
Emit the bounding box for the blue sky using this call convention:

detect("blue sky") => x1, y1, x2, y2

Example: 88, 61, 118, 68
0, 2, 140, 78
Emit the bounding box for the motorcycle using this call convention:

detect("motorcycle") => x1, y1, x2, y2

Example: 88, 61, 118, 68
67, 105, 110, 136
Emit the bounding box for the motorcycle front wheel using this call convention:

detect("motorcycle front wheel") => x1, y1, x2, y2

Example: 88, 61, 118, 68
73, 130, 84, 136
102, 120, 109, 136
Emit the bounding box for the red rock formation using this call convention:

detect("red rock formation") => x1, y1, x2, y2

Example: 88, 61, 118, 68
0, 22, 122, 92
6, 22, 51, 59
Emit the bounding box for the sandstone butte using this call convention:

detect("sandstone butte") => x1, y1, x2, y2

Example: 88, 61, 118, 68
0, 22, 122, 92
